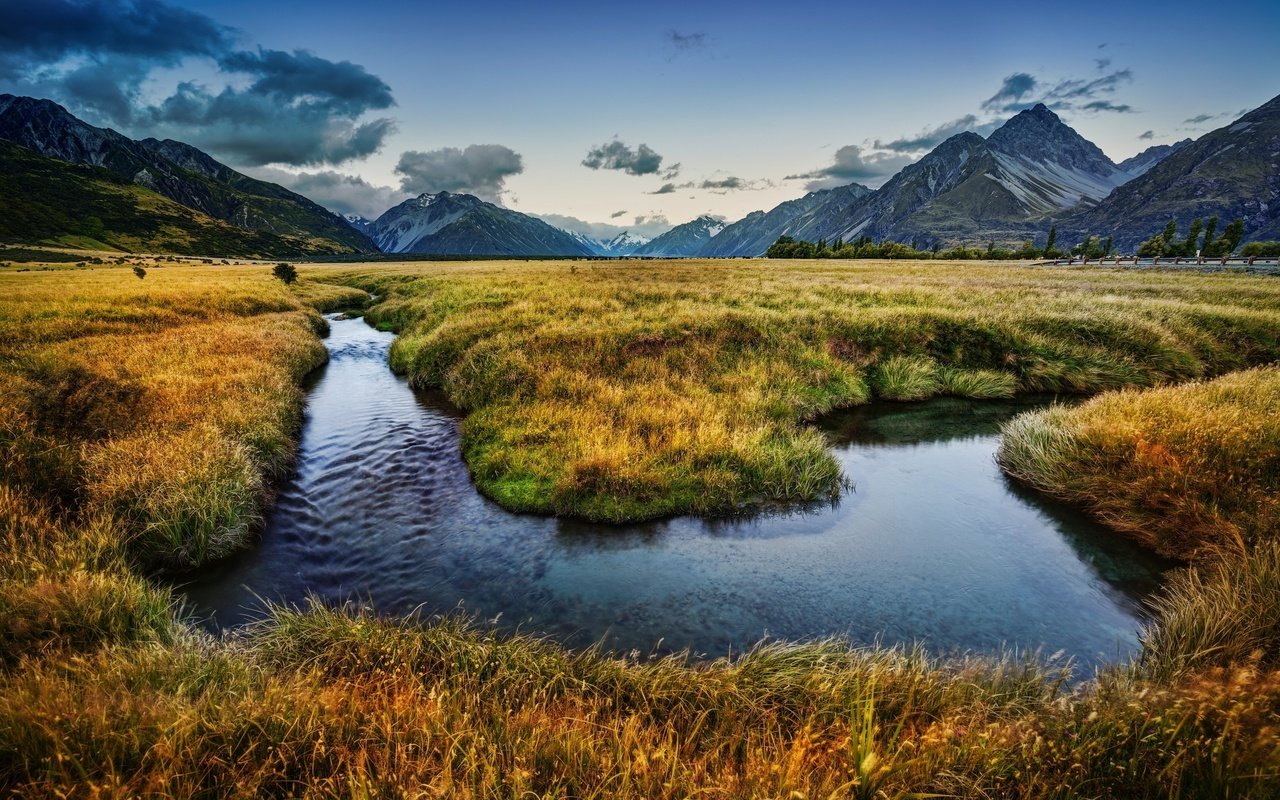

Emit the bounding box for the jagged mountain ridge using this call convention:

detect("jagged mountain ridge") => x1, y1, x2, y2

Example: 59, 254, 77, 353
0, 94, 376, 254
694, 104, 1144, 256
0, 139, 336, 256
368, 192, 595, 256
1065, 96, 1280, 251
782, 104, 1130, 250
696, 184, 871, 257
631, 215, 726, 257
1118, 139, 1193, 178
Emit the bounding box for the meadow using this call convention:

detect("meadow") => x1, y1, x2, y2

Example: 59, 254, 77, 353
2, 257, 1279, 797
335, 258, 1280, 521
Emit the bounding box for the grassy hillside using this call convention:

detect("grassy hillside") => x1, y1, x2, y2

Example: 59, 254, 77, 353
0, 141, 362, 257
2, 261, 1279, 797
325, 258, 1280, 522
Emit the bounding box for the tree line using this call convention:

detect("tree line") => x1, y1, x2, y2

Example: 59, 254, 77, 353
765, 218, 1279, 261
1136, 216, 1246, 258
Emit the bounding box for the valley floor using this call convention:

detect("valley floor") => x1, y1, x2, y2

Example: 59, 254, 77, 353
1, 259, 1279, 797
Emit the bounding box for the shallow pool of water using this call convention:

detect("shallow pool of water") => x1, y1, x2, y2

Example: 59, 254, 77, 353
180, 315, 1175, 668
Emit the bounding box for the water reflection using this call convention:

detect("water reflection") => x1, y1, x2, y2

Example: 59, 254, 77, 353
180, 316, 1175, 669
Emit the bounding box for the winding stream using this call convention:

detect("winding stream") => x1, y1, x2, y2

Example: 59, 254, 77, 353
182, 315, 1175, 668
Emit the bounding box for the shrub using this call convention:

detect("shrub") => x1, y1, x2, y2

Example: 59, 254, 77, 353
273, 262, 298, 284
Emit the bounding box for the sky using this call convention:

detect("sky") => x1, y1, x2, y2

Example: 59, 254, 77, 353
2, 0, 1278, 239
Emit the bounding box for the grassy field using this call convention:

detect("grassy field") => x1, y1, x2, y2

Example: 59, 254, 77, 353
3, 258, 1280, 797
324, 258, 1280, 521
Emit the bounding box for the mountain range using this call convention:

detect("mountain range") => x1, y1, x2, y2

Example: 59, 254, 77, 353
0, 92, 1276, 258
0, 94, 376, 257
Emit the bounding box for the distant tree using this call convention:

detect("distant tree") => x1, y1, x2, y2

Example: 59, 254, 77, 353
273, 262, 298, 284
132, 265, 146, 280
1221, 219, 1246, 254
932, 241, 942, 256
1240, 241, 1280, 257
1202, 216, 1219, 253
1182, 218, 1203, 257
1102, 236, 1114, 258
1149, 219, 1177, 256
1045, 226, 1057, 256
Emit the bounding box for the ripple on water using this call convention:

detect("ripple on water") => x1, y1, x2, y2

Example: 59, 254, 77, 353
180, 316, 1177, 669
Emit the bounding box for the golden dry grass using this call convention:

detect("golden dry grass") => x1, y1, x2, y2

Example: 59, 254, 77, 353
2, 259, 1280, 797
315, 258, 1280, 521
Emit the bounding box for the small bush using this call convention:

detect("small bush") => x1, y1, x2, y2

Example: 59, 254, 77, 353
273, 262, 298, 285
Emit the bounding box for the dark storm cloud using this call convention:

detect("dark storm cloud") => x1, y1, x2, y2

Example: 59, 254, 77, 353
582, 140, 665, 176
1138, 130, 1155, 140
0, 1, 397, 167
395, 145, 524, 202
786, 145, 914, 191
649, 183, 677, 194
220, 49, 394, 115
610, 210, 627, 218
138, 49, 397, 166
0, 0, 232, 79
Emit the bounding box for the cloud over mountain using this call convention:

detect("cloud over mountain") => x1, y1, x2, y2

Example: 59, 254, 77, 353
0, 0, 397, 167
250, 167, 409, 219
395, 144, 524, 203
786, 145, 914, 191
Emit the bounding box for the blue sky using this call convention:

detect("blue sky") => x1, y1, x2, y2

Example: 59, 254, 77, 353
3, 0, 1278, 237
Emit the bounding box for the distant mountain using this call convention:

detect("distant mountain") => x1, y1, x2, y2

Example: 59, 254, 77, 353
722, 104, 1131, 252
368, 192, 595, 256
1118, 139, 1193, 178
631, 215, 726, 257
597, 230, 651, 256
696, 185, 870, 257
551, 227, 649, 257
1067, 95, 1280, 250
0, 139, 331, 255
0, 94, 376, 255
343, 213, 375, 234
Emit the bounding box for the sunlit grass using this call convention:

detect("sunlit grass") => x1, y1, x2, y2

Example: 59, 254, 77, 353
321, 258, 1280, 522
2, 259, 1280, 796
998, 366, 1280, 559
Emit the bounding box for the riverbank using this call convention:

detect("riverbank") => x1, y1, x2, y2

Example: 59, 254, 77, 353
2, 260, 1279, 797
325, 258, 1280, 523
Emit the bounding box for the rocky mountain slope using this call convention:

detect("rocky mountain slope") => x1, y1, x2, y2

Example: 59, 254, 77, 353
1066, 97, 1280, 250
631, 215, 726, 257
0, 139, 326, 256
703, 104, 1141, 254
0, 94, 375, 255
1118, 139, 1193, 178
368, 192, 595, 256
696, 185, 870, 257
